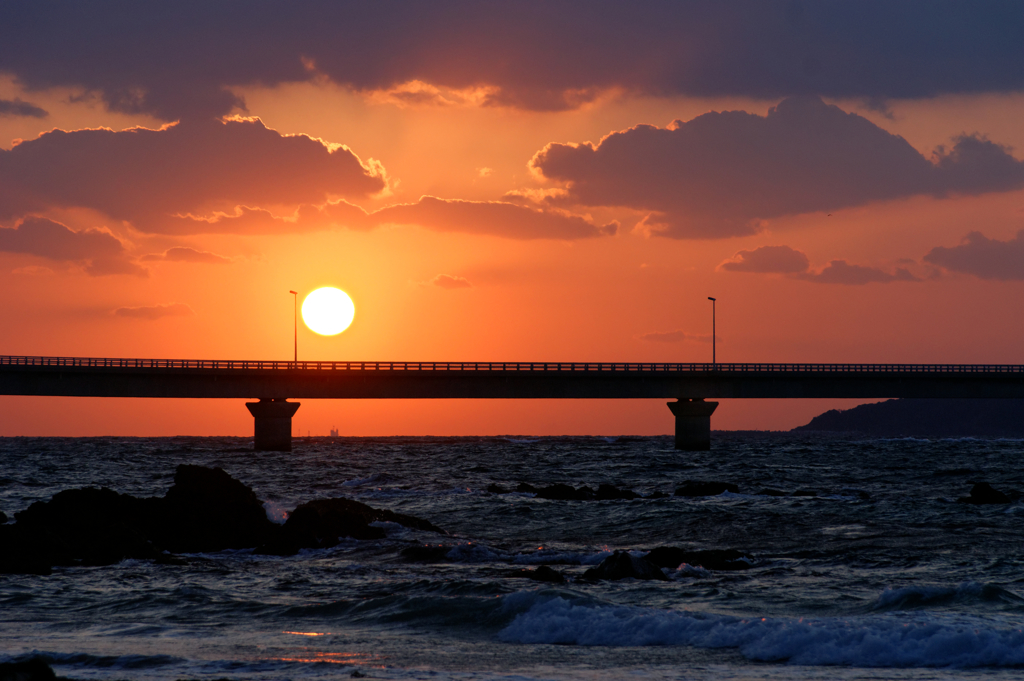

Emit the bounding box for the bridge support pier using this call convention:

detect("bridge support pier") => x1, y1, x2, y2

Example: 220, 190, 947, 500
245, 399, 301, 451
667, 399, 719, 450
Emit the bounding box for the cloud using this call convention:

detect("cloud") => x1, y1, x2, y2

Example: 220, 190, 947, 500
160, 196, 614, 240
0, 98, 47, 118
530, 97, 1024, 238
923, 230, 1024, 280
2, 3, 1024, 119
800, 260, 919, 284
718, 245, 810, 273
432, 274, 472, 289
113, 303, 194, 320
371, 197, 617, 240
0, 118, 386, 232
141, 247, 232, 264
639, 330, 713, 344
0, 216, 144, 276
718, 244, 918, 284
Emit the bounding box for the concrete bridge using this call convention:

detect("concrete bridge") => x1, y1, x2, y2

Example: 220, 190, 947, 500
2, 355, 1023, 450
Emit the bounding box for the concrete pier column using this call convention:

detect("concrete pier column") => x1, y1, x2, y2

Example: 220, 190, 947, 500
667, 399, 719, 451
245, 399, 301, 451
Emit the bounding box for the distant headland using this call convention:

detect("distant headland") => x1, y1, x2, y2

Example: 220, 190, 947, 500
793, 399, 1024, 438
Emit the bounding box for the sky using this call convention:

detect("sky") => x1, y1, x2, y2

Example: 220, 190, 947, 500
1, 1, 1023, 437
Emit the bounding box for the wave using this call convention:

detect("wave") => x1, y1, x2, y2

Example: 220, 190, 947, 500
497, 591, 1024, 668
871, 582, 1024, 612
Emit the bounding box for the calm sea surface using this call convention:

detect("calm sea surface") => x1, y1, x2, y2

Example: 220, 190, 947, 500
2, 433, 1023, 680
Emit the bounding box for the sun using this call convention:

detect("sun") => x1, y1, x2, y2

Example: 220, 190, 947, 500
301, 287, 355, 336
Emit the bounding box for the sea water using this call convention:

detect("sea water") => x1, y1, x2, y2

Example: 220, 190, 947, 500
1, 433, 1023, 680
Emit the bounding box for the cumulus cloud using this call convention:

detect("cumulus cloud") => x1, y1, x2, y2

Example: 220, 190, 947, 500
160, 196, 614, 240
371, 197, 616, 240
800, 260, 919, 284
718, 245, 810, 273
639, 330, 713, 344
1, 3, 1023, 120
0, 98, 47, 118
140, 247, 232, 264
0, 118, 386, 232
530, 97, 1024, 238
113, 303, 194, 320
719, 244, 918, 284
924, 230, 1024, 280
432, 274, 472, 289
0, 216, 144, 276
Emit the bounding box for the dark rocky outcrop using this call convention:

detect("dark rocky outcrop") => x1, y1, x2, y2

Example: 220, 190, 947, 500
486, 483, 509, 494
758, 488, 787, 497
794, 398, 1024, 437
510, 565, 565, 583
400, 544, 454, 562
0, 511, 7, 524
792, 489, 818, 497
674, 481, 738, 497
595, 484, 639, 500
958, 482, 1011, 505
582, 551, 668, 581
0, 657, 63, 681
0, 465, 444, 573
645, 547, 755, 571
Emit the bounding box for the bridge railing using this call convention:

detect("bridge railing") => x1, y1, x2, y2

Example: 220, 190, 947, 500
2, 356, 1023, 374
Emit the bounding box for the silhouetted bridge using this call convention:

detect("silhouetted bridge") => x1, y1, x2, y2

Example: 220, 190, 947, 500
3, 355, 1023, 450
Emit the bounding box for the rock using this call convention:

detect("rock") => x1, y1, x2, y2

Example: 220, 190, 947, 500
0, 511, 7, 524
8, 487, 162, 568
536, 484, 595, 501
0, 657, 58, 681
516, 483, 539, 494
958, 482, 1011, 505
595, 484, 639, 501
645, 491, 670, 499
792, 490, 817, 497
154, 465, 277, 553
510, 565, 565, 583
400, 544, 453, 562
645, 547, 755, 571
582, 551, 668, 581
674, 481, 738, 497
486, 483, 509, 494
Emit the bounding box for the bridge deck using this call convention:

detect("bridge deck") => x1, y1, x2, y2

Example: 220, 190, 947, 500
2, 356, 1024, 400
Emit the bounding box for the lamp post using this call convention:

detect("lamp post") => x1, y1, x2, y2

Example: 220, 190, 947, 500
707, 297, 716, 366
289, 290, 298, 363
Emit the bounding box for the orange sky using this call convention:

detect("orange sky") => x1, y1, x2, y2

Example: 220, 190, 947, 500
1, 4, 1023, 436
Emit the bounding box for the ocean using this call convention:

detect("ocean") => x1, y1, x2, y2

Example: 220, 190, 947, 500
2, 432, 1023, 680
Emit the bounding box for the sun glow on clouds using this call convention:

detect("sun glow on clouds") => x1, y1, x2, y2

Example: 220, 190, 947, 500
4, 4, 1024, 435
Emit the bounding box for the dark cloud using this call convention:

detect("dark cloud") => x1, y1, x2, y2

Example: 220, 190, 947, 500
0, 215, 144, 276
718, 244, 918, 284
718, 245, 810, 273
140, 247, 232, 263
161, 196, 615, 240
432, 274, 472, 289
531, 97, 1024, 238
0, 98, 47, 118
639, 330, 712, 344
924, 230, 1024, 280
113, 303, 194, 320
2, 2, 1023, 120
0, 118, 385, 231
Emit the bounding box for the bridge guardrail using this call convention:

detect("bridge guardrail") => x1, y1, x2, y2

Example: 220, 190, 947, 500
2, 356, 1023, 374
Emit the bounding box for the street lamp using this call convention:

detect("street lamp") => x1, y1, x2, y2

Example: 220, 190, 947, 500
289, 290, 298, 363
707, 297, 716, 366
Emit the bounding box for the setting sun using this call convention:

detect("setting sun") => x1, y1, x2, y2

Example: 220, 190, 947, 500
301, 287, 355, 336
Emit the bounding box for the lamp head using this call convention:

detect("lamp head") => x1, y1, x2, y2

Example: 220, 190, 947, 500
289, 290, 298, 295
708, 296, 716, 301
